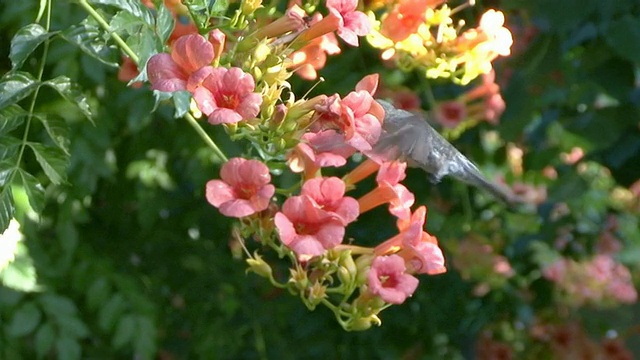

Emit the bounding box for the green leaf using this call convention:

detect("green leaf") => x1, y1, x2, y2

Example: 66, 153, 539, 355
17, 169, 45, 213
10, 23, 56, 70
0, 72, 39, 111
172, 91, 191, 118
7, 301, 42, 337
0, 161, 16, 187
35, 323, 55, 359
42, 76, 93, 120
133, 316, 156, 358
0, 135, 22, 161
39, 293, 77, 317
55, 335, 81, 360
90, 0, 154, 24
210, 0, 229, 15
604, 15, 640, 63
86, 278, 111, 311
0, 187, 15, 234
58, 316, 89, 339
60, 20, 119, 68
35, 114, 70, 155
156, 4, 175, 44
112, 314, 136, 348
0, 105, 27, 135
27, 143, 69, 185
98, 294, 126, 331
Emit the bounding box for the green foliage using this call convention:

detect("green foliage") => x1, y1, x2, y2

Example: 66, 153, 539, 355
0, 0, 639, 358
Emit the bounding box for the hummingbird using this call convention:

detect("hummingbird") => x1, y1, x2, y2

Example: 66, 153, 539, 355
373, 100, 520, 204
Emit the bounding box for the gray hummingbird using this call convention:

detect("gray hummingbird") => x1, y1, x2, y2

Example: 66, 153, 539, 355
373, 100, 520, 204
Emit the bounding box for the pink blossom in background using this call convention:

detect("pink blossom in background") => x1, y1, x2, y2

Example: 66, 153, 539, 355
368, 254, 419, 304
289, 13, 342, 80
192, 67, 263, 124
326, 0, 372, 46
147, 34, 214, 92
434, 100, 467, 128
300, 177, 359, 225
274, 195, 345, 261
206, 158, 275, 218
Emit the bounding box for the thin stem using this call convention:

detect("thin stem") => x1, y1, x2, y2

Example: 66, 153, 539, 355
11, 0, 52, 186
77, 0, 139, 63
184, 113, 228, 162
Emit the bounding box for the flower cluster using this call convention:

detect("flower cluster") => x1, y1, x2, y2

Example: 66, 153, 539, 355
367, 3, 513, 85
542, 254, 637, 307
114, 0, 545, 331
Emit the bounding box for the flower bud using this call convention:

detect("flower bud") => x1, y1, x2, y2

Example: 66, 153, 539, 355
307, 282, 327, 308
246, 253, 272, 278
241, 0, 262, 16
346, 315, 381, 331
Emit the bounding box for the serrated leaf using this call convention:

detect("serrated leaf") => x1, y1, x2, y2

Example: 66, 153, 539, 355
0, 161, 16, 187
17, 169, 45, 213
27, 143, 69, 185
42, 76, 93, 121
0, 135, 22, 162
156, 4, 175, 44
7, 301, 42, 338
0, 105, 27, 135
55, 335, 81, 360
35, 114, 70, 154
60, 20, 119, 68
0, 188, 15, 234
0, 72, 39, 111
90, 0, 154, 24
112, 314, 136, 348
35, 323, 55, 359
10, 23, 56, 70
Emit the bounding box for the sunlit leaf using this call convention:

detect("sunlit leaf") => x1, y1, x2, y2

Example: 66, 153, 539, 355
90, 0, 154, 24
27, 143, 69, 185
17, 169, 45, 213
42, 76, 93, 121
156, 3, 175, 44
0, 72, 39, 111
35, 114, 70, 155
10, 23, 55, 70
0, 105, 27, 135
35, 323, 55, 359
60, 19, 119, 67
7, 301, 42, 337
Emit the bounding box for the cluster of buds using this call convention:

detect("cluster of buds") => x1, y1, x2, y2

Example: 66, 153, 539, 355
117, 0, 515, 330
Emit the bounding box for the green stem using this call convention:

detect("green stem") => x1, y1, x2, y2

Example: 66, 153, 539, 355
185, 113, 229, 162
11, 0, 52, 186
77, 0, 139, 63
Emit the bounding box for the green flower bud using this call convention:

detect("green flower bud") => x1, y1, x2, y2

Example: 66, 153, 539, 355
246, 253, 272, 279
